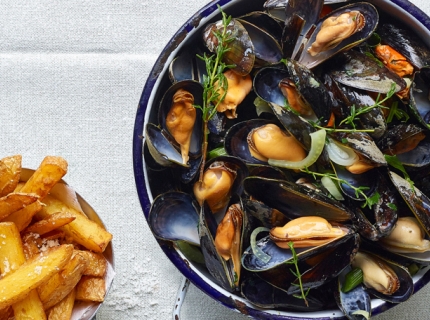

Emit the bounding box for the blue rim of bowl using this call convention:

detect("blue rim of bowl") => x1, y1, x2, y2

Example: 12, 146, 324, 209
133, 0, 430, 319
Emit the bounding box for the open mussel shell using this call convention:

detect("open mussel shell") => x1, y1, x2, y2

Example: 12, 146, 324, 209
329, 50, 406, 94
158, 80, 204, 158
378, 23, 430, 70
298, 2, 379, 69
224, 119, 273, 165
389, 171, 430, 238
203, 18, 255, 76
244, 176, 355, 221
396, 135, 430, 168
335, 266, 372, 320
238, 11, 283, 43
168, 50, 206, 83
282, 0, 324, 59
240, 273, 325, 311
241, 226, 358, 292
148, 191, 200, 246
236, 19, 283, 67
355, 250, 414, 303
145, 123, 185, 167
199, 195, 249, 292
284, 59, 334, 125
377, 123, 425, 156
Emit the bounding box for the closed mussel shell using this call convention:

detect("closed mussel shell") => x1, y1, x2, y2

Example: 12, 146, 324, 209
244, 176, 354, 222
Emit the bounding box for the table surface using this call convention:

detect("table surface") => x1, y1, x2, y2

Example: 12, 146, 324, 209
2, 0, 430, 319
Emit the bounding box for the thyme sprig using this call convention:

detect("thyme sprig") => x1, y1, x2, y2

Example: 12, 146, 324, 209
195, 6, 235, 182
301, 167, 380, 209
285, 241, 310, 306
338, 82, 397, 129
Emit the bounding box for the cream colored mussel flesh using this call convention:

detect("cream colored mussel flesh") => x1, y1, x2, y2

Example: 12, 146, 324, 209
351, 251, 400, 295
380, 217, 430, 253
193, 162, 236, 213
247, 124, 306, 162
308, 11, 365, 56
215, 70, 252, 119
214, 203, 243, 287
270, 216, 346, 249
165, 89, 196, 164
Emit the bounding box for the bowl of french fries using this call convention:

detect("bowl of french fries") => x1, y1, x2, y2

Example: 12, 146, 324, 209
0, 155, 114, 320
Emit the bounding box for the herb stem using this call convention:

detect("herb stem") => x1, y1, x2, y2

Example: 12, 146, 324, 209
287, 241, 309, 307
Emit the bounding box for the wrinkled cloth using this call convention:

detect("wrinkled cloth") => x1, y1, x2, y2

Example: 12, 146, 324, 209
1, 0, 430, 319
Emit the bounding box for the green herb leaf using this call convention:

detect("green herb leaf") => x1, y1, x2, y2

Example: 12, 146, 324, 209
286, 241, 309, 307
384, 154, 415, 192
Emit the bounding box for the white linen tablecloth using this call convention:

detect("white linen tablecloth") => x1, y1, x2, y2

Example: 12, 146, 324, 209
2, 0, 430, 319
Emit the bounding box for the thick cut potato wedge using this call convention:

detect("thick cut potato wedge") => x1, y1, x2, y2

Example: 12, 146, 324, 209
38, 251, 88, 310
24, 212, 75, 235
0, 155, 22, 197
78, 250, 108, 277
20, 156, 68, 200
0, 222, 46, 320
1, 200, 43, 231
47, 288, 76, 320
0, 244, 73, 309
75, 276, 106, 302
0, 193, 39, 221
37, 194, 112, 253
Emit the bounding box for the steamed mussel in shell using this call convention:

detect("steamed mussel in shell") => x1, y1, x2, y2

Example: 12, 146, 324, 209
144, 0, 430, 318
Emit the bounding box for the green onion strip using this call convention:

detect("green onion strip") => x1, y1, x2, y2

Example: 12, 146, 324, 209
250, 227, 271, 264
268, 129, 327, 169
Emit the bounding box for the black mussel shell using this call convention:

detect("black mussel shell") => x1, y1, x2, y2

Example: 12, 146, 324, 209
299, 2, 379, 69
148, 191, 200, 246
335, 266, 372, 320
240, 273, 325, 311
330, 50, 406, 94
158, 80, 204, 158
237, 19, 283, 67
389, 171, 430, 238
408, 68, 430, 128
378, 23, 430, 70
238, 11, 284, 43
244, 176, 354, 221
243, 198, 290, 229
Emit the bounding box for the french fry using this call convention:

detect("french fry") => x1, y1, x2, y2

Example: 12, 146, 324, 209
75, 276, 106, 302
20, 156, 68, 200
78, 250, 108, 277
0, 244, 73, 309
0, 222, 46, 320
22, 232, 42, 260
37, 194, 112, 253
24, 212, 75, 235
0, 306, 13, 320
0, 155, 22, 197
1, 200, 43, 231
0, 192, 39, 220
47, 288, 76, 320
38, 250, 88, 310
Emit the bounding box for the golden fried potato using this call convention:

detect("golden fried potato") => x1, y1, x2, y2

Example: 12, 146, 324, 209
22, 232, 42, 260
0, 193, 39, 220
0, 306, 13, 320
0, 222, 46, 319
38, 250, 88, 310
20, 156, 68, 200
75, 276, 106, 302
37, 194, 112, 253
0, 155, 22, 197
24, 212, 75, 235
47, 288, 75, 320
0, 244, 73, 309
78, 250, 108, 277
1, 200, 43, 231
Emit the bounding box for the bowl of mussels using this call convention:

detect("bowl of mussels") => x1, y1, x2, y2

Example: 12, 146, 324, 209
133, 0, 430, 318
